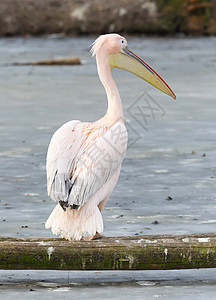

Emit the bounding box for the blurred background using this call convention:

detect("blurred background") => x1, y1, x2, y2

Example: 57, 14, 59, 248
1, 0, 216, 36
0, 1, 216, 298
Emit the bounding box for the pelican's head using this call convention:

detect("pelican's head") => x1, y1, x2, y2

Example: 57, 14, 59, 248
91, 34, 176, 100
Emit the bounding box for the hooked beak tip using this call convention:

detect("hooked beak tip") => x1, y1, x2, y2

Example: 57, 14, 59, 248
171, 91, 176, 100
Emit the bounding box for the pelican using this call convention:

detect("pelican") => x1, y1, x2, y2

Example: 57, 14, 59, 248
45, 33, 176, 241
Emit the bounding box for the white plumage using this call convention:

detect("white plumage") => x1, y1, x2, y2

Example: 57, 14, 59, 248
46, 120, 127, 240
45, 33, 175, 241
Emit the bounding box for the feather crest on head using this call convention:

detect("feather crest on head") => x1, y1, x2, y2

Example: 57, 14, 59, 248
90, 33, 122, 57
90, 35, 107, 57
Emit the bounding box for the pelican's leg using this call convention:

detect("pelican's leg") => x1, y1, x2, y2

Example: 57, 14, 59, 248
98, 195, 109, 212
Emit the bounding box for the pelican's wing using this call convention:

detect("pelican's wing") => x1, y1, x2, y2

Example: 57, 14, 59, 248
47, 121, 127, 209
46, 120, 83, 203
67, 121, 128, 207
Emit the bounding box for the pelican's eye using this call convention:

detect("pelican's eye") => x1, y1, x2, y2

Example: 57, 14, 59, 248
121, 39, 127, 48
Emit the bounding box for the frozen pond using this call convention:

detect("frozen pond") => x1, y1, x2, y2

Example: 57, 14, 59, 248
1, 269, 216, 299
0, 35, 216, 238
0, 269, 216, 300
0, 35, 216, 297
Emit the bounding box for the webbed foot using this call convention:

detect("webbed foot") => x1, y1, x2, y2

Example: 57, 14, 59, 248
82, 232, 104, 241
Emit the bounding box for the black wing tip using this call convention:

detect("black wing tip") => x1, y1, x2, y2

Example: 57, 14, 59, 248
70, 204, 80, 210
59, 200, 67, 211
59, 200, 80, 211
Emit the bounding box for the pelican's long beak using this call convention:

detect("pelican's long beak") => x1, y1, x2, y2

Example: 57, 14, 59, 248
109, 47, 176, 100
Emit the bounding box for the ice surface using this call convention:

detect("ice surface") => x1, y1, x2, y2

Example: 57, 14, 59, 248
0, 36, 216, 238
0, 36, 216, 297
1, 269, 216, 299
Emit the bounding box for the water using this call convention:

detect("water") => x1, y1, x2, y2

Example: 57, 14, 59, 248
0, 35, 216, 298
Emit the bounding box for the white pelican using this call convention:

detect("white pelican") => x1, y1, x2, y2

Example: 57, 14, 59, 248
45, 33, 176, 241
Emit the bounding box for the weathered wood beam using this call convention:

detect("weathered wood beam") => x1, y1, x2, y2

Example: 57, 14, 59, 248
12, 57, 81, 66
1, 233, 216, 270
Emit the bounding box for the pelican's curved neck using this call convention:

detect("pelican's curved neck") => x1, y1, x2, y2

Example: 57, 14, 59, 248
96, 53, 124, 125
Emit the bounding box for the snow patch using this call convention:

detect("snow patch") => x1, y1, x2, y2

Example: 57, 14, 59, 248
23, 193, 38, 196
37, 241, 51, 246
128, 254, 135, 269
164, 248, 168, 261
47, 246, 54, 261
137, 239, 158, 244
199, 220, 216, 224
182, 238, 190, 243
154, 169, 168, 173
198, 238, 210, 243
53, 287, 70, 292
137, 281, 156, 286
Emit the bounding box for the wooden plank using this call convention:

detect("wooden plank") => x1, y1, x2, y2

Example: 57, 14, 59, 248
0, 233, 216, 270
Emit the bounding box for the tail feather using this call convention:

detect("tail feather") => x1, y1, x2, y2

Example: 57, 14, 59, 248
45, 203, 103, 241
